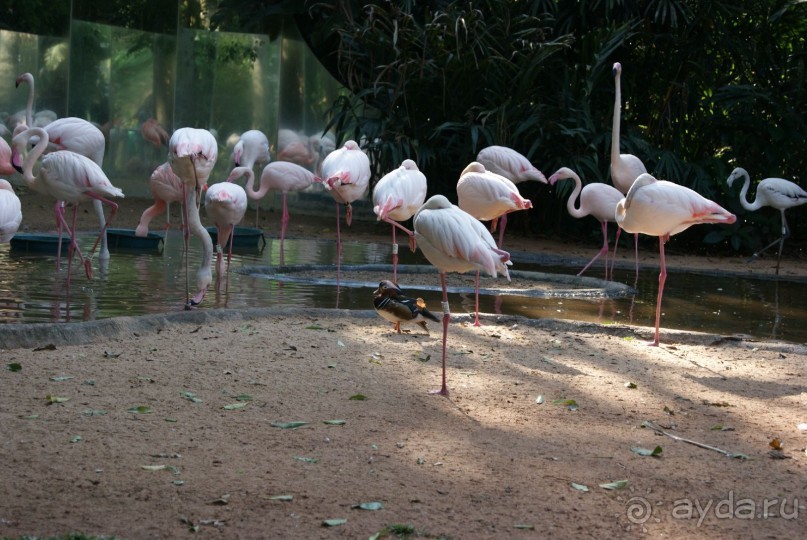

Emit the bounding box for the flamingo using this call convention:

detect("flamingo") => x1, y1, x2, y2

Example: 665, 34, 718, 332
549, 167, 625, 280
0, 138, 14, 176
278, 128, 315, 168
414, 195, 512, 395
227, 161, 314, 264
135, 162, 184, 237
231, 129, 271, 225
317, 140, 371, 285
726, 167, 807, 275
615, 173, 736, 346
457, 161, 533, 246
204, 181, 248, 281
456, 161, 531, 325
168, 127, 218, 307
11, 127, 124, 283
140, 118, 170, 148
0, 179, 22, 243
16, 73, 111, 260
372, 159, 427, 283
610, 62, 648, 276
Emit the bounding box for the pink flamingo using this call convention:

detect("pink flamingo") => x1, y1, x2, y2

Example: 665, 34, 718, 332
204, 181, 248, 281
231, 129, 271, 225
16, 73, 111, 260
615, 173, 736, 346
0, 138, 14, 175
140, 118, 170, 148
611, 62, 647, 276
317, 140, 371, 285
168, 127, 218, 307
135, 162, 184, 236
227, 161, 314, 264
11, 127, 124, 283
549, 167, 625, 280
372, 159, 427, 283
727, 167, 807, 275
413, 195, 512, 396
0, 179, 22, 243
278, 129, 315, 168
456, 161, 531, 325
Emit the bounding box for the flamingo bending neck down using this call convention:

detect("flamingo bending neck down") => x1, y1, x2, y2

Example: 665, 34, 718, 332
610, 62, 647, 277
205, 181, 248, 283
549, 167, 625, 280
372, 159, 428, 283
11, 127, 123, 284
413, 195, 512, 395
168, 127, 218, 307
615, 173, 735, 346
726, 167, 807, 275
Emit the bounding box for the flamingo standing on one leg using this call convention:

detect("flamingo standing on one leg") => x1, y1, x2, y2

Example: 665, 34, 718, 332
726, 167, 807, 275
372, 159, 427, 283
456, 161, 531, 326
227, 161, 314, 265
413, 195, 512, 395
476, 145, 547, 241
549, 167, 625, 280
615, 173, 736, 346
610, 62, 647, 277
136, 162, 185, 236
168, 127, 218, 307
317, 140, 371, 286
11, 127, 124, 285
16, 73, 112, 260
204, 181, 248, 283
0, 179, 22, 243
232, 129, 271, 226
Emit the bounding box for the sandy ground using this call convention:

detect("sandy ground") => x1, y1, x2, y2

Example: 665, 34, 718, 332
2, 193, 807, 539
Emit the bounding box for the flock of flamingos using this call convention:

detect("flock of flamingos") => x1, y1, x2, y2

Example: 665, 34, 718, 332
1, 63, 806, 395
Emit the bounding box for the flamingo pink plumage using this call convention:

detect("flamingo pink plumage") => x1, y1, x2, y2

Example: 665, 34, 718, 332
0, 138, 14, 176
610, 62, 648, 277
140, 118, 170, 148
11, 127, 123, 283
0, 179, 22, 243
205, 181, 248, 280
227, 161, 314, 264
168, 127, 218, 307
727, 167, 807, 275
549, 167, 625, 280
615, 173, 736, 346
456, 161, 531, 325
372, 159, 427, 283
317, 140, 371, 284
413, 194, 512, 395
136, 162, 184, 236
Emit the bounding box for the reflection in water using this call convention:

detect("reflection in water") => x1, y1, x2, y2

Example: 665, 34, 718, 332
1, 233, 807, 344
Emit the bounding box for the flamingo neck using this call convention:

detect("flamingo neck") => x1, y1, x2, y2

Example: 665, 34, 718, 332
21, 128, 48, 189
737, 171, 760, 212
23, 77, 34, 128
611, 72, 622, 163
564, 173, 586, 219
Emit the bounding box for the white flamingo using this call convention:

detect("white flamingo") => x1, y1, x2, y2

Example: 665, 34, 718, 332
168, 127, 218, 307
232, 129, 271, 225
372, 159, 427, 283
11, 127, 123, 284
413, 194, 512, 395
615, 173, 736, 346
317, 140, 371, 285
610, 62, 647, 275
727, 167, 807, 275
0, 179, 22, 243
549, 167, 625, 280
205, 181, 248, 280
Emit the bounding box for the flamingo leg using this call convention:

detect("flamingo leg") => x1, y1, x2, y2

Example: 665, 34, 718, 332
92, 198, 110, 261
280, 192, 290, 251
383, 217, 416, 253
473, 270, 481, 327
430, 272, 450, 396
55, 201, 65, 269
498, 213, 508, 247
650, 236, 668, 347
633, 232, 640, 276
136, 198, 168, 237
83, 193, 119, 268
610, 226, 622, 281
748, 209, 789, 275
391, 224, 398, 285
578, 220, 609, 279
335, 202, 342, 289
